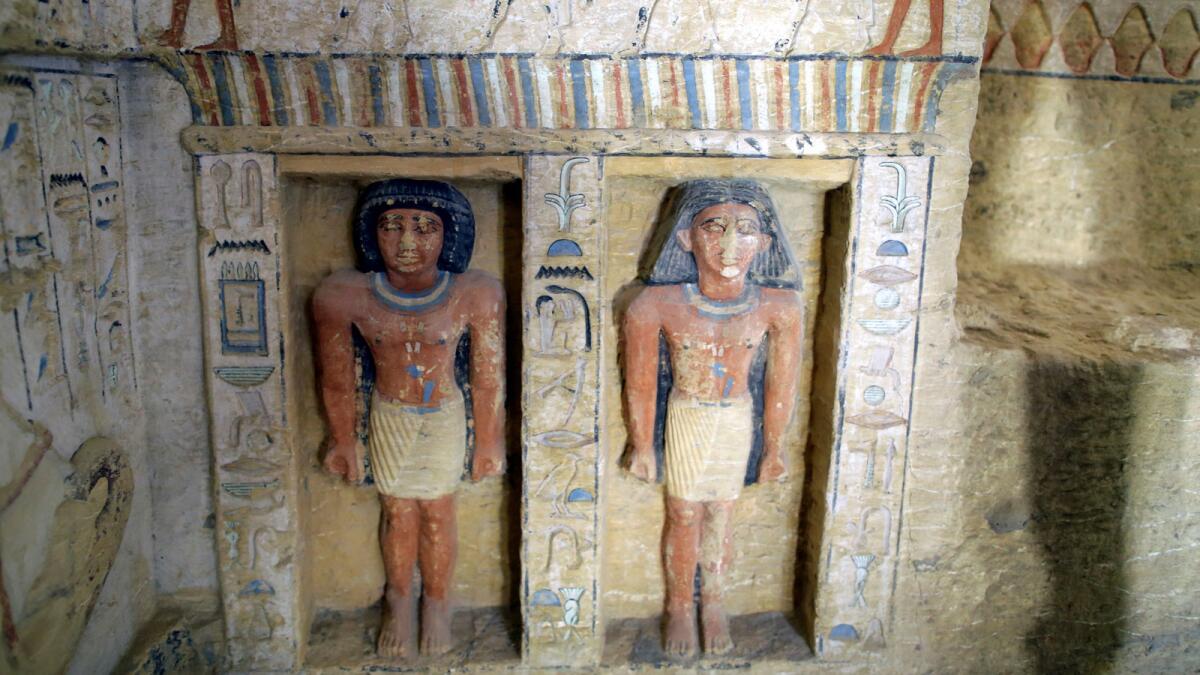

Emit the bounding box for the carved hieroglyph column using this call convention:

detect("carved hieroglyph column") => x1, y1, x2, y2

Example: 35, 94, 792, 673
815, 156, 933, 656
195, 153, 302, 669
521, 155, 606, 668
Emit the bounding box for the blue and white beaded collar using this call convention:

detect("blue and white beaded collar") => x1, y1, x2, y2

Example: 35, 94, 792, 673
683, 282, 761, 320
371, 270, 453, 313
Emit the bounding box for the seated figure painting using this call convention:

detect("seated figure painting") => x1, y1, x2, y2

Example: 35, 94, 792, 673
313, 179, 506, 659
621, 179, 804, 658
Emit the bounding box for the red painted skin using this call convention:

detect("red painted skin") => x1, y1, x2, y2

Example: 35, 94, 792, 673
866, 0, 945, 56
314, 208, 505, 658
157, 0, 239, 50
623, 203, 803, 658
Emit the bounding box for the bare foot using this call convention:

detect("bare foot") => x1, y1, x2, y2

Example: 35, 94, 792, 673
664, 605, 698, 659
156, 29, 183, 48
420, 596, 452, 656
899, 40, 943, 57
196, 34, 238, 51
377, 592, 415, 660
701, 602, 733, 655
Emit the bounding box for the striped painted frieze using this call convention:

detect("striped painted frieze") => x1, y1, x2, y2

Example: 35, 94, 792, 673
161, 52, 976, 134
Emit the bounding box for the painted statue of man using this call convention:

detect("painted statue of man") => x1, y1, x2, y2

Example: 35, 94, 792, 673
622, 180, 803, 658
313, 179, 505, 658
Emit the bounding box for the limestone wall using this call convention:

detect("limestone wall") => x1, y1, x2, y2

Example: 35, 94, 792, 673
898, 48, 1200, 672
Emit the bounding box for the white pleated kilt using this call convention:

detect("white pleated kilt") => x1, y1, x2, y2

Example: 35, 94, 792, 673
367, 392, 467, 500
664, 397, 753, 502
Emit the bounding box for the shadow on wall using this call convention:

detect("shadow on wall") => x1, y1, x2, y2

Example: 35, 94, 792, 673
1023, 358, 1138, 673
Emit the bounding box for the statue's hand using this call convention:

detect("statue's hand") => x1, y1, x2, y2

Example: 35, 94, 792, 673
471, 448, 506, 481
758, 452, 788, 483
625, 448, 656, 483
321, 439, 362, 484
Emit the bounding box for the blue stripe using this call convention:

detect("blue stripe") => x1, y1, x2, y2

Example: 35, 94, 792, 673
788, 60, 800, 131
924, 65, 952, 133
569, 59, 589, 129
735, 59, 752, 130
162, 58, 204, 123
518, 57, 537, 128
368, 63, 386, 126
626, 58, 645, 126
468, 57, 492, 127
262, 55, 288, 126
207, 54, 236, 126
834, 60, 847, 132
879, 60, 897, 133
682, 57, 701, 129
418, 58, 441, 127
312, 60, 339, 124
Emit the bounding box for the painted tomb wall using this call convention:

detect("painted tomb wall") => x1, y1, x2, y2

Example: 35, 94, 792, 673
20, 0, 1199, 672
0, 57, 155, 674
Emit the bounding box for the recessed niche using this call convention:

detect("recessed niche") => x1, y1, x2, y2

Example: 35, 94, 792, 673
279, 156, 523, 668
599, 157, 853, 666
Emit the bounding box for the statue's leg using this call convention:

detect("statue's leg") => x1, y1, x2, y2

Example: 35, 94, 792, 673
699, 499, 735, 654
663, 496, 701, 658
378, 495, 420, 659
418, 493, 458, 655
156, 0, 191, 47
865, 0, 913, 55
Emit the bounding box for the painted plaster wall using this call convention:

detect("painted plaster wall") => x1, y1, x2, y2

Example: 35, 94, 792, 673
119, 60, 217, 601
3, 0, 978, 58
0, 57, 155, 674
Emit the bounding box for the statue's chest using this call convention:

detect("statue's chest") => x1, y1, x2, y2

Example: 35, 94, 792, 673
359, 310, 463, 352
665, 316, 767, 354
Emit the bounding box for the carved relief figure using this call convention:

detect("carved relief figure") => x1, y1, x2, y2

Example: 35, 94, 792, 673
866, 0, 944, 56
621, 180, 803, 657
157, 0, 239, 50
313, 179, 506, 658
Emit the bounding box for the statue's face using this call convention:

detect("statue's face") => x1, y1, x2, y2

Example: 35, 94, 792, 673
376, 208, 444, 275
677, 202, 767, 281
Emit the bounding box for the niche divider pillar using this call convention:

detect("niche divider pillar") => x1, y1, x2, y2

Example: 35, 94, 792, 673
520, 155, 607, 668
195, 152, 304, 670
812, 156, 934, 657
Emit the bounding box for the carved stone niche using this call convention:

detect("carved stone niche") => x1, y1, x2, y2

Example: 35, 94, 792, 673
281, 156, 525, 669
195, 146, 937, 671
597, 157, 845, 666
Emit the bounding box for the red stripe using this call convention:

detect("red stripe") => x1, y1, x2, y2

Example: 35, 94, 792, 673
865, 60, 881, 132
405, 59, 423, 127
612, 61, 626, 129
189, 53, 220, 125
910, 62, 938, 131
721, 59, 733, 128
243, 54, 273, 126
302, 61, 321, 125
502, 56, 522, 129
355, 61, 371, 127
450, 59, 475, 127
668, 58, 680, 108
819, 61, 832, 130
556, 62, 570, 128
773, 61, 785, 130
